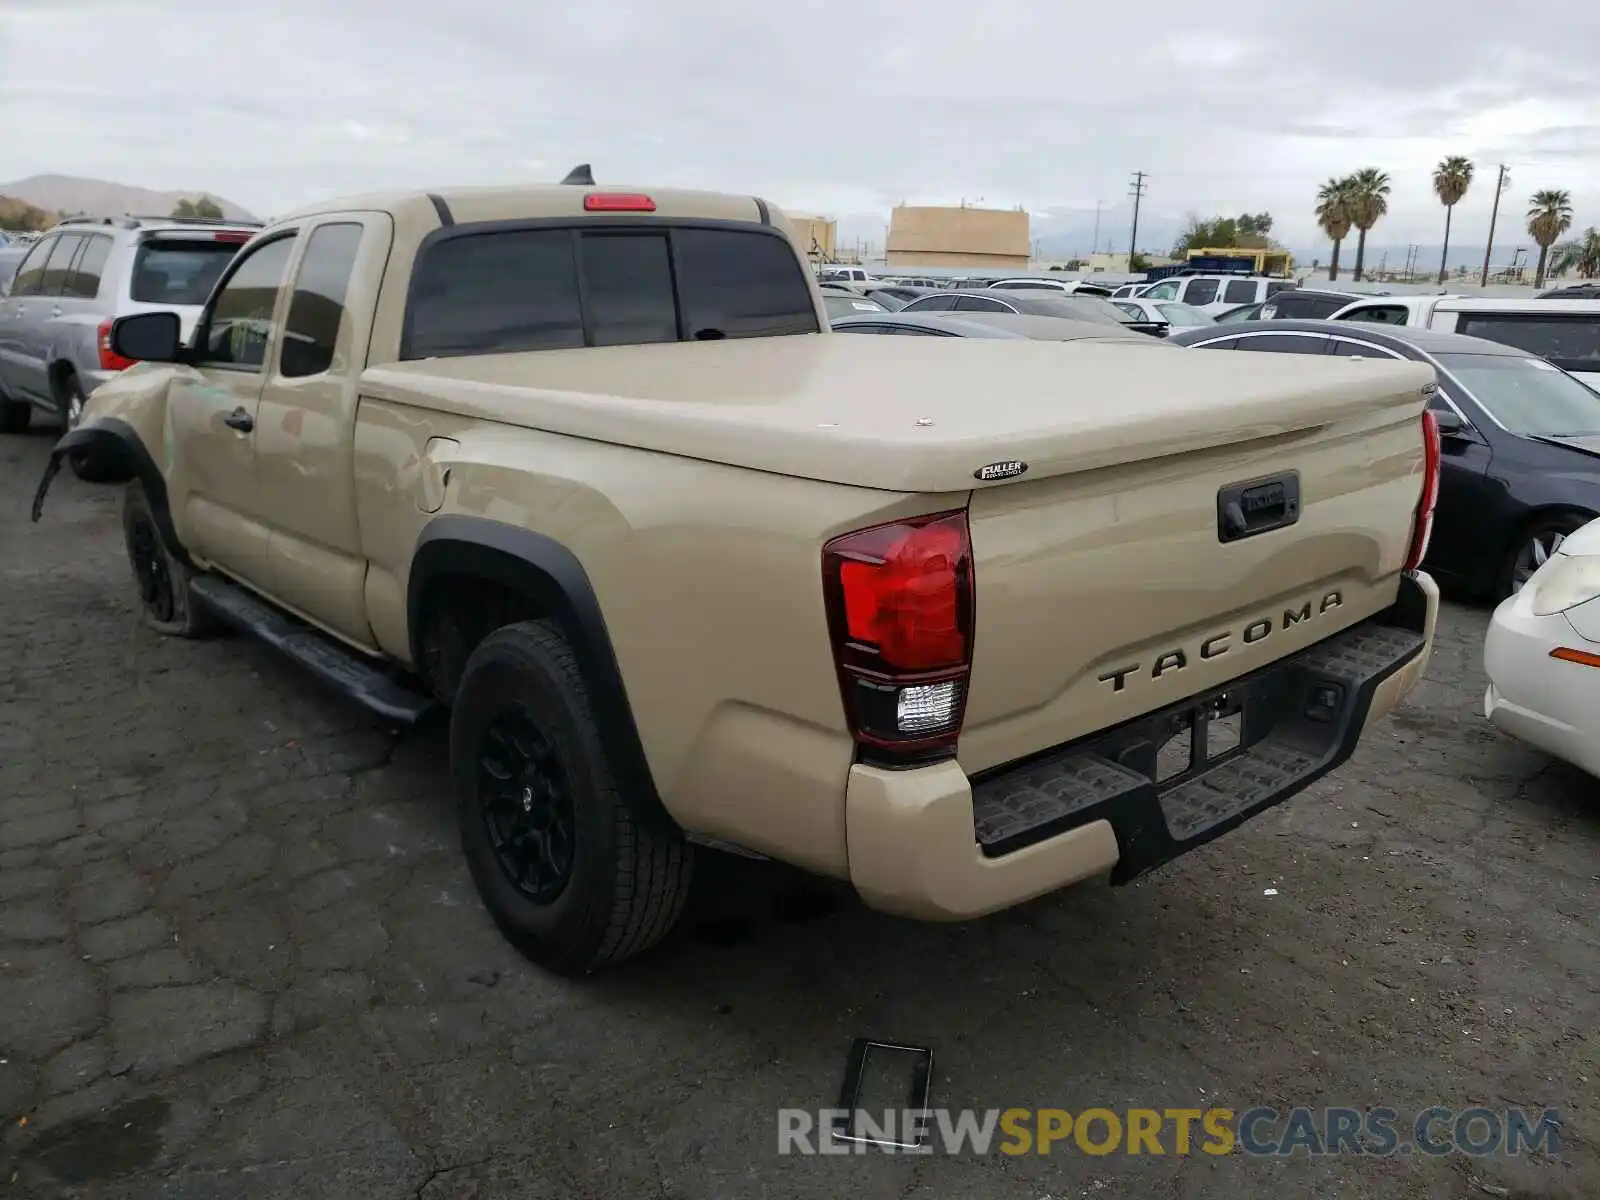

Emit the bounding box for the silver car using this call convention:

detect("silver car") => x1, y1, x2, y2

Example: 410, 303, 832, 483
0, 213, 260, 436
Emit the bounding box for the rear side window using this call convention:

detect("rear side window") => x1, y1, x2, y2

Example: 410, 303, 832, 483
904, 294, 958, 311
404, 224, 816, 359
1143, 280, 1181, 301
1235, 333, 1329, 354
1339, 304, 1410, 325
38, 235, 84, 295
1182, 278, 1220, 306
281, 222, 365, 378
130, 239, 242, 306
1223, 279, 1257, 304
1265, 281, 1293, 296
673, 228, 818, 339
1452, 314, 1600, 376
64, 235, 112, 299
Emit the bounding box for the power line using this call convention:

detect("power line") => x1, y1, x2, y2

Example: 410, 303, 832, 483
1128, 171, 1148, 267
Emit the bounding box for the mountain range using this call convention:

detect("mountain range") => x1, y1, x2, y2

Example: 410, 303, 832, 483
0, 175, 258, 223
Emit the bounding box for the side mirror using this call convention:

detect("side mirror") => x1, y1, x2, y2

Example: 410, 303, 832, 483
110, 312, 184, 364
1434, 408, 1471, 438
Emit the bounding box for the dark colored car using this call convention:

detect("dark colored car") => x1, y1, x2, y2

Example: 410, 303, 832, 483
868, 285, 937, 306
1216, 288, 1362, 323
829, 311, 1162, 343
1539, 283, 1600, 300
1166, 319, 1600, 598
899, 289, 1166, 337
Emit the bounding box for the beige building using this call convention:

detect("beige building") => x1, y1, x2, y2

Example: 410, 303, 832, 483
785, 212, 837, 261
885, 204, 1029, 269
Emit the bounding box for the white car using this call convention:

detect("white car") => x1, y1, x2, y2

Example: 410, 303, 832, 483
1483, 515, 1600, 778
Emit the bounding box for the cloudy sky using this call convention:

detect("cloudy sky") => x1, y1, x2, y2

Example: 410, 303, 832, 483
4, 0, 1599, 251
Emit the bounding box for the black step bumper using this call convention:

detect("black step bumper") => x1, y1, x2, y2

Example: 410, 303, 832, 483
969, 574, 1431, 884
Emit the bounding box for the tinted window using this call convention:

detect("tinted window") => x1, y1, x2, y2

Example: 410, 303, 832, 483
1223, 280, 1257, 304
1182, 278, 1220, 306
955, 295, 1010, 312
1188, 336, 1240, 350
196, 236, 298, 369
1329, 338, 1401, 359
64, 235, 111, 299
1265, 281, 1294, 296
130, 240, 242, 306
281, 222, 364, 378
1452, 314, 1600, 376
1143, 280, 1181, 301
1339, 304, 1411, 325
674, 228, 819, 339
581, 233, 678, 347
38, 235, 84, 295
904, 294, 958, 312
1233, 333, 1329, 354
1436, 352, 1600, 436
10, 236, 56, 296
407, 230, 583, 359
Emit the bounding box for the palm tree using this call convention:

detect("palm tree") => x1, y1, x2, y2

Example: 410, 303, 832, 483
1527, 190, 1574, 288
1551, 227, 1600, 280
1314, 177, 1354, 281
1431, 157, 1473, 283
1345, 168, 1391, 281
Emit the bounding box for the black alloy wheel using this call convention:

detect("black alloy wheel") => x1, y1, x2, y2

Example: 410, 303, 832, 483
477, 707, 576, 904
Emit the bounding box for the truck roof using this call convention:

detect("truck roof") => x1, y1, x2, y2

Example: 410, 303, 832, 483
274, 182, 780, 231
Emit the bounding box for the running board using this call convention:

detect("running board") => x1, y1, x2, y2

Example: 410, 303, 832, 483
189, 575, 437, 725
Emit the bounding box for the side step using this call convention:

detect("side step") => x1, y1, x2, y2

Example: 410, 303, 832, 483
189, 575, 437, 725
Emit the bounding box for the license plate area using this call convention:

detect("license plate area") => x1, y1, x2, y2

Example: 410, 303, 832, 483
1153, 691, 1245, 785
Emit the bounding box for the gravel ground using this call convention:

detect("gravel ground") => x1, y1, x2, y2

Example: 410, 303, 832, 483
2, 427, 1597, 1200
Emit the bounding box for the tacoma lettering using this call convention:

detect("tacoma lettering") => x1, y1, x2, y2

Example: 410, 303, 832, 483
1097, 590, 1346, 691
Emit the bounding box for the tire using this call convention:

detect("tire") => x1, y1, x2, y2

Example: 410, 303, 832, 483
121, 482, 215, 637
0, 400, 30, 434
1499, 510, 1593, 598
451, 620, 692, 975
57, 372, 111, 481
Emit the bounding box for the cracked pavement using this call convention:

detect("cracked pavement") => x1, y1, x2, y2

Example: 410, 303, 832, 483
2, 428, 1598, 1199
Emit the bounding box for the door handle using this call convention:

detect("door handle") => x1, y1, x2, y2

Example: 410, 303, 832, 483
223, 407, 255, 432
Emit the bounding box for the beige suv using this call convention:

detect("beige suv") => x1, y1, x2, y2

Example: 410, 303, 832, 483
31, 169, 1442, 975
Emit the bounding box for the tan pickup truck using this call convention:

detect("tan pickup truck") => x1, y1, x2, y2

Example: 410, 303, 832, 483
31, 169, 1443, 975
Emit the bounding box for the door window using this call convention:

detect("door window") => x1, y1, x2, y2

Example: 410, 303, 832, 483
955, 295, 1010, 312
1143, 280, 1181, 300
38, 235, 84, 296
904, 294, 958, 311
1222, 279, 1257, 305
1181, 278, 1220, 306
280, 223, 364, 378
9, 236, 56, 296
195, 235, 299, 370
1338, 304, 1411, 325
1329, 338, 1401, 359
1233, 333, 1330, 354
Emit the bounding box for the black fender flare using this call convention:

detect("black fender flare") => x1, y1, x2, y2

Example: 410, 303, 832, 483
408, 514, 677, 833
29, 417, 193, 569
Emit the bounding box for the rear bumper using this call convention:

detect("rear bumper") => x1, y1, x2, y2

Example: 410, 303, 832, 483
846, 571, 1438, 921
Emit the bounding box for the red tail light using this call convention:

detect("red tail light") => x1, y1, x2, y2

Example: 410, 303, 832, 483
98, 319, 136, 372
213, 231, 252, 243
583, 193, 656, 212
822, 510, 975, 763
1404, 409, 1441, 572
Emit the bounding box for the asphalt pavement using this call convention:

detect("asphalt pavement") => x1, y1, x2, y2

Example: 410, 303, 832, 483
2, 427, 1597, 1200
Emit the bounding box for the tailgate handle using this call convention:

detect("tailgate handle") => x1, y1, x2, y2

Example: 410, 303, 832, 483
1217, 472, 1300, 543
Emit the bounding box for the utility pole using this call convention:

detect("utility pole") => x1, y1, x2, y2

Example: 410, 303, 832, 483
1127, 172, 1148, 271
1481, 164, 1508, 287
1092, 199, 1102, 257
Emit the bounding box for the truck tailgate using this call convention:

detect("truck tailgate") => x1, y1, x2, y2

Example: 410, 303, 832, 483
957, 399, 1430, 775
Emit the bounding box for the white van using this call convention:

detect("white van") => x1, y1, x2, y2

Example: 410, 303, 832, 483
1136, 274, 1297, 314
1327, 295, 1600, 389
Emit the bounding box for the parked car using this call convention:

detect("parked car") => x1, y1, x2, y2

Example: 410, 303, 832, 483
988, 277, 1115, 297
1110, 282, 1154, 298
1483, 513, 1600, 778
822, 291, 888, 319
1325, 295, 1600, 389
1537, 283, 1600, 300
0, 213, 261, 437
1110, 297, 1215, 333
899, 289, 1166, 336
829, 311, 1164, 343
1167, 319, 1600, 598
867, 286, 936, 306
33, 175, 1440, 975
1215, 302, 1264, 323
1135, 273, 1297, 314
